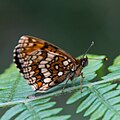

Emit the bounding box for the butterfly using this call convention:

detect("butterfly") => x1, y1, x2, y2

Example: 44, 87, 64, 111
13, 35, 89, 92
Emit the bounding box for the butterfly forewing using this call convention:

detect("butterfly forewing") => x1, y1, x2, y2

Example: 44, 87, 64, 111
13, 36, 80, 91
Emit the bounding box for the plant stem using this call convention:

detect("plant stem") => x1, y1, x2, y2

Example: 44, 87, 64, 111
0, 76, 119, 108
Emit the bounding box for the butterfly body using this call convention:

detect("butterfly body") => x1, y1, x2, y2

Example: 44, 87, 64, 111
13, 36, 88, 91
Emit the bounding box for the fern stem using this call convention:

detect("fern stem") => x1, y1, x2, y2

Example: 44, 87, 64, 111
0, 76, 119, 108
89, 86, 120, 118
24, 101, 41, 120
7, 74, 21, 101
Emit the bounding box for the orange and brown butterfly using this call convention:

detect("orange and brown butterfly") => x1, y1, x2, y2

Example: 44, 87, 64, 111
13, 35, 89, 92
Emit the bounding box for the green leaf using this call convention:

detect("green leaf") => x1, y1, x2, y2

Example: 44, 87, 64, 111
66, 88, 90, 104
42, 115, 71, 120
76, 93, 97, 113
38, 108, 63, 119
84, 99, 101, 116
67, 54, 120, 120
108, 55, 120, 72
90, 104, 107, 120
0, 64, 35, 103
1, 98, 68, 120
1, 54, 120, 120
111, 55, 120, 66
1, 104, 26, 120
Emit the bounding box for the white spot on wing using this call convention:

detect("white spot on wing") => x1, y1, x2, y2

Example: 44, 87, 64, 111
47, 53, 55, 58
19, 59, 24, 63
37, 56, 43, 61
68, 59, 71, 62
21, 36, 28, 40
46, 57, 52, 61
36, 51, 42, 55
63, 60, 69, 66
29, 43, 34, 47
23, 43, 27, 47
30, 71, 35, 77
40, 60, 48, 64
44, 78, 51, 83
46, 64, 50, 68
31, 83, 37, 91
27, 67, 32, 71
55, 65, 59, 69
29, 78, 36, 84
18, 54, 22, 58
49, 81, 55, 86
41, 68, 48, 73
32, 39, 37, 42
28, 60, 33, 64
58, 71, 63, 76
32, 55, 37, 60
17, 48, 24, 52
13, 54, 16, 57
39, 64, 45, 68
71, 68, 74, 71
39, 84, 49, 91
19, 39, 24, 44
44, 71, 51, 77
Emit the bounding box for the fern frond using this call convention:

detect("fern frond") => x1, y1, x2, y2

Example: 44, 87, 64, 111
0, 55, 105, 105
67, 55, 120, 120
1, 98, 71, 120
0, 64, 35, 103
0, 54, 111, 119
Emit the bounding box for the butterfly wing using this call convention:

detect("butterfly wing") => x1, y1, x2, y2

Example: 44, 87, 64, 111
13, 35, 77, 91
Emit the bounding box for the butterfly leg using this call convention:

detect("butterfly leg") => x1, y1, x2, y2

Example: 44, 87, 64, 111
80, 72, 85, 93
62, 79, 70, 92
62, 72, 75, 92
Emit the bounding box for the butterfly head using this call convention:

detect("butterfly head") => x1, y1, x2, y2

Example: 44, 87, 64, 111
79, 41, 94, 68
80, 56, 88, 67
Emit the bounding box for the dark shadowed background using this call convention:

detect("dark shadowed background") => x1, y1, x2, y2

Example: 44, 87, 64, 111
0, 0, 120, 120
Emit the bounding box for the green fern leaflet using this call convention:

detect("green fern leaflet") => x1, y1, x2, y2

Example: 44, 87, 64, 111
0, 54, 120, 120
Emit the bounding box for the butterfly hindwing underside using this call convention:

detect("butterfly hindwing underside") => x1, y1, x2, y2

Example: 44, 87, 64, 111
13, 35, 88, 91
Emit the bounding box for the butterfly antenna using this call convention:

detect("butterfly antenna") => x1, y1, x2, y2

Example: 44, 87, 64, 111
83, 41, 94, 58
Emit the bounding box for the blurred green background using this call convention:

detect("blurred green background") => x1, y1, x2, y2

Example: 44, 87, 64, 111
0, 0, 120, 119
